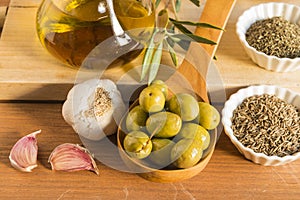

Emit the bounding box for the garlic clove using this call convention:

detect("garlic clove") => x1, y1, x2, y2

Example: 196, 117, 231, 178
48, 143, 99, 175
9, 130, 41, 172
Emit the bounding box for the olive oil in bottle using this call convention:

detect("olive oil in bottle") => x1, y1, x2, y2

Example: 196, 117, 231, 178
36, 0, 155, 67
114, 0, 155, 42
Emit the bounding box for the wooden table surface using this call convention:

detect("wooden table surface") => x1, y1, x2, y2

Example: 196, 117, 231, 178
1, 0, 300, 199
0, 0, 8, 6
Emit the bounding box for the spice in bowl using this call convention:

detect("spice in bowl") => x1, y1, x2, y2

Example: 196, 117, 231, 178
245, 17, 300, 59
231, 94, 300, 157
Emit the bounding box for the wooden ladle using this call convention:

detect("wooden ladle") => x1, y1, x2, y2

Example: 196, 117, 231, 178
167, 0, 236, 103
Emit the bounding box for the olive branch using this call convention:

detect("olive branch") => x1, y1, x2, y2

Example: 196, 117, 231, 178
140, 0, 223, 85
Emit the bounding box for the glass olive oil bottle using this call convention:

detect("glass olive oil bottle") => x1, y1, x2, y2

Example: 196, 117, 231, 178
36, 0, 155, 67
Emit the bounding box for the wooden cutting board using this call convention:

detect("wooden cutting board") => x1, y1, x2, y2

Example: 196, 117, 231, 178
0, 0, 234, 100
1, 0, 300, 101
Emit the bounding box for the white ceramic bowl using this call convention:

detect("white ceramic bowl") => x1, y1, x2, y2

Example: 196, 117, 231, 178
222, 85, 300, 166
236, 3, 300, 72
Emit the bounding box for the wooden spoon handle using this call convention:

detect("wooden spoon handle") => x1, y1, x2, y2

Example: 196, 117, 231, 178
196, 0, 237, 58
173, 0, 236, 102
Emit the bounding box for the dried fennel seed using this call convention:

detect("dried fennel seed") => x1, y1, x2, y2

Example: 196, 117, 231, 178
231, 94, 300, 157
85, 87, 112, 117
246, 17, 300, 58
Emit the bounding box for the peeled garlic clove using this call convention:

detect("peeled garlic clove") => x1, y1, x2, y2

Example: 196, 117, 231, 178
9, 130, 41, 172
48, 143, 99, 175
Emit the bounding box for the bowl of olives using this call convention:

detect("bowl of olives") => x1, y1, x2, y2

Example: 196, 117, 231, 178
117, 80, 220, 182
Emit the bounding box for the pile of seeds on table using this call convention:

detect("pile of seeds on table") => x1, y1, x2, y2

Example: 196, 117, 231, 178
245, 16, 300, 58
231, 94, 300, 157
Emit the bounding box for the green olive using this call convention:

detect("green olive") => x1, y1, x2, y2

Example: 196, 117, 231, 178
126, 105, 148, 132
150, 80, 168, 98
148, 138, 175, 167
167, 93, 199, 121
139, 86, 165, 113
175, 123, 210, 150
197, 102, 220, 130
123, 131, 152, 159
171, 138, 203, 169
146, 111, 182, 138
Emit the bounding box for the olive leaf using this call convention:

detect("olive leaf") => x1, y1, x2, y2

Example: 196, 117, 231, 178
170, 33, 217, 45
189, 0, 200, 7
169, 18, 223, 30
148, 42, 164, 85
175, 0, 181, 13
164, 40, 178, 67
141, 10, 169, 84
141, 29, 165, 84
171, 22, 192, 35
167, 18, 221, 51
141, 31, 157, 81
155, 0, 161, 8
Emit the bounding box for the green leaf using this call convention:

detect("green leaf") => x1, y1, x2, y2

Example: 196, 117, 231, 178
169, 25, 175, 33
155, 0, 161, 8
175, 0, 181, 13
141, 48, 155, 81
141, 32, 157, 81
171, 33, 217, 45
188, 0, 200, 7
148, 42, 163, 85
169, 18, 224, 30
171, 22, 192, 35
164, 40, 178, 67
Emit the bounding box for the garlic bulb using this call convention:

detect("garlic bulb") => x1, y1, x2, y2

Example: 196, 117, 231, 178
62, 79, 126, 141
9, 130, 41, 172
48, 143, 99, 175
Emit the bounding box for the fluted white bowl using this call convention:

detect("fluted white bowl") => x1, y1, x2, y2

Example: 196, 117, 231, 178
236, 3, 300, 72
222, 85, 300, 166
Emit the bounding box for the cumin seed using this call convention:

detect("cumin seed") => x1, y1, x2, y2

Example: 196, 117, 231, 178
246, 17, 300, 58
231, 94, 300, 157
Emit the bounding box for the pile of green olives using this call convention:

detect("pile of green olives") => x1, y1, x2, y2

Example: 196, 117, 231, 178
123, 80, 220, 169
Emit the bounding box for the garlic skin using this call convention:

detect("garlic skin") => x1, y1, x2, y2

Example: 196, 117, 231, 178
62, 79, 126, 141
9, 130, 41, 172
48, 143, 99, 175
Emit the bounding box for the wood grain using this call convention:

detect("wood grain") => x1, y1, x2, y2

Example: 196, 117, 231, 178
0, 102, 299, 199
195, 0, 236, 58
0, 6, 6, 30
0, 0, 299, 101
1, 0, 300, 199
0, 0, 8, 6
